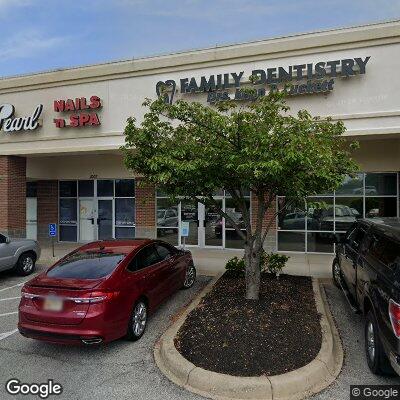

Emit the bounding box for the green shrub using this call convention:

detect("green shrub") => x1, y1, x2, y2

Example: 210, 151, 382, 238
225, 256, 245, 277
225, 252, 289, 278
264, 253, 289, 277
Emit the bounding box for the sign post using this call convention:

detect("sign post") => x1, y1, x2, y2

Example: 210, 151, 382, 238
180, 221, 190, 249
48, 223, 57, 257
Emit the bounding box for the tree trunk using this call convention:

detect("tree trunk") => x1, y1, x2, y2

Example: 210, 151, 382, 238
244, 241, 261, 300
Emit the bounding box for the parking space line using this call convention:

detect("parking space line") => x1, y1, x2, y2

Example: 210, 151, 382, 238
0, 311, 18, 317
0, 281, 27, 293
0, 329, 18, 341
0, 296, 20, 302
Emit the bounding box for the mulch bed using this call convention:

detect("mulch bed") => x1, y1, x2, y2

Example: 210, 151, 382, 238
175, 273, 322, 377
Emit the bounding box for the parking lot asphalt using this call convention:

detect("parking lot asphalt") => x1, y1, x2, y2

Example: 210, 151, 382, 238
0, 268, 399, 400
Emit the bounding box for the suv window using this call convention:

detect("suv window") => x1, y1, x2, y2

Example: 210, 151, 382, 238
0, 234, 6, 244
381, 239, 400, 268
347, 226, 366, 251
367, 233, 386, 262
128, 245, 161, 272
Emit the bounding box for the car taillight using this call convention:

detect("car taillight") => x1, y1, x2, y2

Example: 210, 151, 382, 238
389, 299, 400, 339
21, 286, 35, 300
73, 291, 119, 304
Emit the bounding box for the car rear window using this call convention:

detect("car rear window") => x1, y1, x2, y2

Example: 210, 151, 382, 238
47, 251, 125, 279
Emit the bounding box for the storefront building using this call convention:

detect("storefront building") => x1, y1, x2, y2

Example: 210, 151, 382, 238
0, 20, 399, 262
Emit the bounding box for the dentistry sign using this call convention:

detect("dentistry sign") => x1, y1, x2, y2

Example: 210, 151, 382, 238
156, 56, 370, 104
0, 103, 43, 132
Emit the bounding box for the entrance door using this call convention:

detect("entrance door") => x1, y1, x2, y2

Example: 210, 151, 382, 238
98, 199, 113, 240
204, 201, 223, 247
179, 201, 223, 247
26, 198, 37, 240
180, 200, 199, 246
79, 199, 96, 242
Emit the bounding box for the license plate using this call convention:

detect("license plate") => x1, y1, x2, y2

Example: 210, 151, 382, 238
43, 297, 63, 312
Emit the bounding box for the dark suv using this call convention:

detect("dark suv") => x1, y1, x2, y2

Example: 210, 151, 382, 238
332, 218, 400, 376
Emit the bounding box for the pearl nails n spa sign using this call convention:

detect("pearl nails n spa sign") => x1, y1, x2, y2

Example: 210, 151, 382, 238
53, 96, 102, 128
0, 104, 43, 132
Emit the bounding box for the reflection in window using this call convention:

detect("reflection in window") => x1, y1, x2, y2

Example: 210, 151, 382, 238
115, 198, 135, 225
277, 172, 399, 254
278, 232, 305, 252
225, 196, 249, 249
365, 173, 397, 196
336, 174, 363, 196
156, 194, 179, 245
277, 197, 306, 231
306, 197, 334, 231
307, 233, 334, 253
365, 197, 397, 218
157, 228, 179, 245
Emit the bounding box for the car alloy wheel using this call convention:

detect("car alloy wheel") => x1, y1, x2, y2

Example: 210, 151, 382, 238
132, 301, 147, 337
183, 265, 196, 289
22, 256, 34, 273
366, 321, 376, 363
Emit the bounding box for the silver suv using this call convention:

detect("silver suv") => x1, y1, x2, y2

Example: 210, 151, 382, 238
0, 233, 41, 276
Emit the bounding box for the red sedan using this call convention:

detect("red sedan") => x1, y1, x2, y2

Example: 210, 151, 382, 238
18, 239, 196, 345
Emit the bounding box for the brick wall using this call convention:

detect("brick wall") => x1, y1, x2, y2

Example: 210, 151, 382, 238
0, 156, 26, 237
37, 180, 58, 241
251, 193, 277, 252
135, 179, 156, 238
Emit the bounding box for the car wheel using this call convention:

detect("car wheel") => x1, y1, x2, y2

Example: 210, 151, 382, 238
365, 310, 394, 375
182, 264, 196, 289
332, 258, 342, 288
126, 300, 148, 341
15, 253, 36, 276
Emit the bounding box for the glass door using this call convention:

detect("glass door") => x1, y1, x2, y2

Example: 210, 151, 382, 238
204, 200, 223, 247
79, 199, 96, 242
97, 199, 114, 240
26, 198, 37, 240
180, 200, 199, 246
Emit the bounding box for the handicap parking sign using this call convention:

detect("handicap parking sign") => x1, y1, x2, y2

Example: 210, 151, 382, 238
48, 223, 57, 237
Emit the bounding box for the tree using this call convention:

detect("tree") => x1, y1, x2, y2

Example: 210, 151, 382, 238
122, 89, 358, 300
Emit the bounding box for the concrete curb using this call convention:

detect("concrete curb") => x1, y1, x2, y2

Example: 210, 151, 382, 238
154, 275, 343, 400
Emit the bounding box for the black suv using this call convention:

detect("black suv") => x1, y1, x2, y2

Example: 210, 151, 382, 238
332, 218, 400, 376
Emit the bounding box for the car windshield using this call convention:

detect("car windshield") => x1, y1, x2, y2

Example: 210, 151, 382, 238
47, 251, 126, 279
157, 210, 166, 218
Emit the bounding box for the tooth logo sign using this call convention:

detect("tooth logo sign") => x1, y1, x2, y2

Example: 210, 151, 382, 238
156, 80, 176, 104
0, 103, 43, 132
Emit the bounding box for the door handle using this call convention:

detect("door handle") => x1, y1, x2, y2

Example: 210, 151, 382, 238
90, 218, 95, 224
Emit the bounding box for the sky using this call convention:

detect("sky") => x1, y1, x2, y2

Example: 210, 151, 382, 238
0, 0, 399, 78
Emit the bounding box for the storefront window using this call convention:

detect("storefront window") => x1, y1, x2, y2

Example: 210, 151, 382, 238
114, 180, 135, 239
156, 195, 179, 245
78, 180, 94, 197
59, 181, 78, 242
59, 180, 77, 197
115, 179, 135, 197
97, 180, 114, 197
224, 196, 249, 249
277, 172, 399, 254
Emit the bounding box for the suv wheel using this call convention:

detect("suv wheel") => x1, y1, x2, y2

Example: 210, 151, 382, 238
365, 310, 394, 375
332, 258, 342, 288
15, 253, 36, 276
126, 300, 147, 341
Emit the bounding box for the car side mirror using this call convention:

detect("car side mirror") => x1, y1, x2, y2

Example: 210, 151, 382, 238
5, 237, 10, 244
